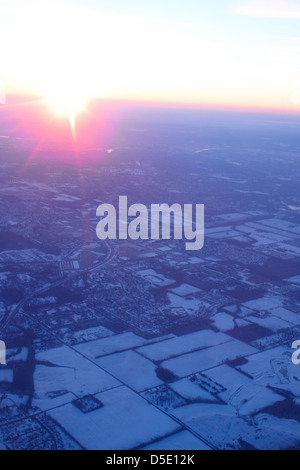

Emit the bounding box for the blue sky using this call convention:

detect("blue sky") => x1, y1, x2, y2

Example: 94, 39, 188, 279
69, 0, 300, 41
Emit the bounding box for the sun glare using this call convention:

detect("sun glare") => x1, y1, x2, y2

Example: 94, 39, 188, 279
2, 2, 300, 115
46, 87, 88, 135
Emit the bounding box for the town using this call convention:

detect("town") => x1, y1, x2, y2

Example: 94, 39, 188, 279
0, 109, 300, 450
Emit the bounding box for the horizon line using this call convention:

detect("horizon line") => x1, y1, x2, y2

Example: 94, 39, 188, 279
3, 94, 300, 117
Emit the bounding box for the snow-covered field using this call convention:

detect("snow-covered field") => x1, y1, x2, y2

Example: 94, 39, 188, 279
137, 330, 230, 362
237, 346, 300, 397
49, 386, 181, 450
172, 403, 300, 450
137, 269, 174, 287
142, 430, 210, 450
97, 350, 163, 392
34, 346, 120, 409
75, 332, 148, 359
161, 339, 257, 377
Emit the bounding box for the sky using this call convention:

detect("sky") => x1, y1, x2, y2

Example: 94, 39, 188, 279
1, 0, 300, 111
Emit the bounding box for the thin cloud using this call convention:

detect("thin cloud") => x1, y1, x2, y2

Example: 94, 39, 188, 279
235, 0, 300, 18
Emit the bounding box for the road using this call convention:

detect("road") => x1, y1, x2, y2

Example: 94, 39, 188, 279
0, 239, 115, 333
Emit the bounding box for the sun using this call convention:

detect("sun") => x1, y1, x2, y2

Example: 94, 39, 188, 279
46, 86, 89, 136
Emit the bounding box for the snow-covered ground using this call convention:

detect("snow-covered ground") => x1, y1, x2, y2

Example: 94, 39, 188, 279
137, 330, 230, 362
75, 332, 148, 359
161, 339, 257, 377
34, 346, 120, 406
49, 386, 181, 450
172, 403, 300, 450
97, 350, 163, 392
142, 430, 210, 450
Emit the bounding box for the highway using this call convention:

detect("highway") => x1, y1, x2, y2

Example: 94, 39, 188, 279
0, 239, 115, 333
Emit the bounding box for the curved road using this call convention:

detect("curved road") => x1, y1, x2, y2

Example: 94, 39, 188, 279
0, 239, 115, 333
